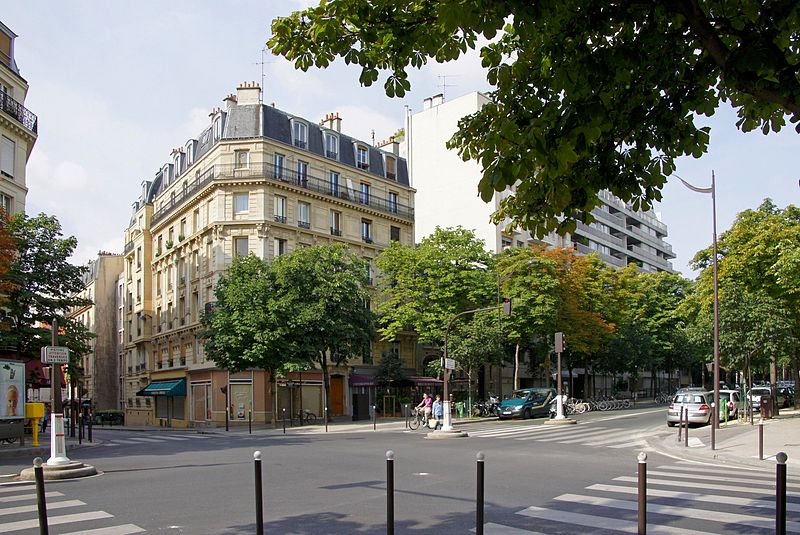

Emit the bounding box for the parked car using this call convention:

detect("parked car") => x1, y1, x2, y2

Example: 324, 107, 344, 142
667, 391, 713, 427
717, 389, 741, 419
778, 387, 795, 408
747, 387, 788, 410
497, 388, 556, 420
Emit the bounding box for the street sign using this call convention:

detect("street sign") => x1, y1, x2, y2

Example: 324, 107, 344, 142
444, 358, 456, 370
41, 346, 69, 364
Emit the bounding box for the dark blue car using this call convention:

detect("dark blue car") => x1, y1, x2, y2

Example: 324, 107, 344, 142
497, 388, 556, 420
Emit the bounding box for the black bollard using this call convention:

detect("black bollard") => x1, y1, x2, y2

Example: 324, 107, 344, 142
249, 410, 252, 435
88, 416, 92, 443
282, 408, 286, 434
324, 407, 328, 433
254, 451, 264, 535
225, 406, 229, 432
776, 451, 787, 535
405, 404, 409, 429
373, 405, 377, 431
684, 407, 689, 448
476, 452, 485, 535
758, 422, 764, 460
677, 407, 683, 442
637, 452, 647, 535
78, 415, 82, 445
386, 450, 394, 535
33, 457, 49, 535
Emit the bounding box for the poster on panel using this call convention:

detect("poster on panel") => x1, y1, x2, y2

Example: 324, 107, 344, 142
0, 360, 26, 419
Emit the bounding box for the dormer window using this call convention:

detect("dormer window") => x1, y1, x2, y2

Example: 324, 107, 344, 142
186, 141, 195, 166
213, 115, 222, 141
356, 146, 369, 170
385, 155, 397, 181
163, 165, 172, 185
173, 153, 183, 177
292, 120, 308, 149
325, 133, 338, 159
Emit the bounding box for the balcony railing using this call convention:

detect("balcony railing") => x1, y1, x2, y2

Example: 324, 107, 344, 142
124, 241, 135, 255
0, 92, 38, 134
298, 221, 310, 229
330, 227, 342, 236
274, 215, 287, 224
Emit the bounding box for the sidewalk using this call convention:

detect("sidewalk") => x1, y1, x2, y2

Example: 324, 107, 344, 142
653, 406, 800, 469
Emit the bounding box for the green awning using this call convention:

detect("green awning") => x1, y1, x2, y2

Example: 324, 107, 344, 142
137, 379, 186, 397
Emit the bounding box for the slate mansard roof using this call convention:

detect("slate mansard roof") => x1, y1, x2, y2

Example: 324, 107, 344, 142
139, 102, 409, 207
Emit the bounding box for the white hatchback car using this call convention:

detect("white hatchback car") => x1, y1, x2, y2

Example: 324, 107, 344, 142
718, 389, 741, 419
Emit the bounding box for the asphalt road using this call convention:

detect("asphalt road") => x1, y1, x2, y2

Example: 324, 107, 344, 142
0, 407, 787, 534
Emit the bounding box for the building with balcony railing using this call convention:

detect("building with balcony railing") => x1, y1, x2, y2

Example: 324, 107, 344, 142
0, 21, 37, 216
121, 82, 415, 427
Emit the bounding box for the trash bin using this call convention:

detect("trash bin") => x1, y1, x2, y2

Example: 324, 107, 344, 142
759, 395, 773, 419
455, 401, 465, 418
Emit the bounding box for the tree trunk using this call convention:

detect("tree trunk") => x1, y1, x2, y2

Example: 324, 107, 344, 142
513, 343, 520, 390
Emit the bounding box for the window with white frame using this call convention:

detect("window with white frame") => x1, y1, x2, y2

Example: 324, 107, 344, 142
298, 201, 310, 229
296, 160, 308, 187
173, 152, 182, 176
235, 150, 250, 169
361, 219, 372, 242
325, 133, 338, 159
390, 226, 400, 242
388, 191, 398, 213
356, 146, 369, 169
234, 236, 249, 257
385, 155, 397, 180
274, 195, 286, 223
186, 141, 195, 165
233, 192, 249, 214
273, 153, 285, 179
274, 238, 287, 257
1, 136, 14, 179
292, 121, 308, 149
0, 194, 12, 214
329, 171, 340, 196
330, 210, 341, 235
213, 115, 222, 140
360, 182, 370, 205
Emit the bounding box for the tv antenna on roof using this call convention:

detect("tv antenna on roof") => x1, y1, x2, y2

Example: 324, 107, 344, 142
437, 74, 458, 101
254, 45, 276, 103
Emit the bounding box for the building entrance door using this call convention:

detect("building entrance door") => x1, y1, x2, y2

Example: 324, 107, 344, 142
330, 376, 344, 416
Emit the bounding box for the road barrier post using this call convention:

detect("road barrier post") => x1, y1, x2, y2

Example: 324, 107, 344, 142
373, 405, 377, 431
677, 407, 683, 442
254, 451, 264, 535
282, 408, 286, 434
684, 408, 689, 448
249, 410, 252, 435
33, 457, 49, 535
78, 414, 82, 445
325, 407, 328, 432
476, 452, 485, 535
386, 450, 394, 535
758, 422, 764, 460
405, 404, 409, 429
88, 415, 92, 443
637, 452, 647, 535
776, 452, 787, 535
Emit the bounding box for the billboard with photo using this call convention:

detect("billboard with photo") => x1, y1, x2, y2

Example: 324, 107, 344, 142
0, 360, 25, 419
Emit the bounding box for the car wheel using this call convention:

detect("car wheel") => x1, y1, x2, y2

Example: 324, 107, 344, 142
667, 422, 676, 427
522, 408, 531, 419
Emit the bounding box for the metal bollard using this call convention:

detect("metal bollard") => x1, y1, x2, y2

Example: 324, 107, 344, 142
476, 452, 485, 535
249, 410, 252, 435
386, 450, 395, 535
758, 422, 764, 460
677, 407, 683, 442
405, 404, 409, 429
637, 452, 647, 535
373, 405, 377, 431
282, 408, 286, 434
88, 417, 92, 443
684, 408, 689, 448
254, 451, 264, 535
78, 415, 82, 445
776, 451, 787, 535
324, 407, 328, 433
34, 457, 49, 535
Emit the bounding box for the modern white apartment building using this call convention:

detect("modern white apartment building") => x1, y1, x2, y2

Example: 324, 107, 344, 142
121, 82, 415, 427
0, 22, 37, 216
407, 92, 675, 272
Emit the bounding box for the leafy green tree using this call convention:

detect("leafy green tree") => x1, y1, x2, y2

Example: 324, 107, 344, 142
269, 1, 800, 236
447, 311, 505, 409
375, 350, 406, 387
270, 244, 374, 415
375, 227, 495, 345
0, 213, 92, 361
496, 247, 560, 389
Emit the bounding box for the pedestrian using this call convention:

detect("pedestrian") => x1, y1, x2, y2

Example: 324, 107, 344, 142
41, 403, 50, 433
432, 394, 443, 430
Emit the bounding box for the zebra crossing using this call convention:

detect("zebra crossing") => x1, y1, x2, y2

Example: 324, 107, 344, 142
466, 422, 674, 450
0, 482, 145, 534
100, 433, 217, 447
484, 460, 800, 534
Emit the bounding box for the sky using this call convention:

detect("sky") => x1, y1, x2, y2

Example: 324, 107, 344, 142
4, 1, 798, 278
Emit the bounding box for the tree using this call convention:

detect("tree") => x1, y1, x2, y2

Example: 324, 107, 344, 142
0, 213, 92, 360
447, 311, 505, 408
374, 350, 406, 387
270, 244, 374, 417
375, 227, 495, 345
269, 1, 800, 236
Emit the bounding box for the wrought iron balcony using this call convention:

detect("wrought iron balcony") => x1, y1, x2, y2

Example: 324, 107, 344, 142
0, 92, 37, 134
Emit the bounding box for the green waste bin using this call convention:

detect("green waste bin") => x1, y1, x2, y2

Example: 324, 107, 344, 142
455, 402, 465, 418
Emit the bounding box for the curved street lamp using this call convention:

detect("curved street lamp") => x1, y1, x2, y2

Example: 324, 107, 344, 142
675, 171, 719, 451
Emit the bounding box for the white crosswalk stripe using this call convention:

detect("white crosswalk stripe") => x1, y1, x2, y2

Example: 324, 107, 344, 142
466, 421, 667, 450
103, 433, 215, 447
0, 483, 146, 534
481, 461, 795, 534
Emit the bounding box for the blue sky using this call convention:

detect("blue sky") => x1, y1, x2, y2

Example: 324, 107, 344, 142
4, 1, 798, 277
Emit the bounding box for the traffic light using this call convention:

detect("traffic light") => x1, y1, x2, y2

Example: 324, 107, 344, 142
502, 298, 512, 316
555, 332, 565, 353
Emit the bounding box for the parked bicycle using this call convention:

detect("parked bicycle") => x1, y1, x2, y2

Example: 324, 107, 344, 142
297, 409, 318, 424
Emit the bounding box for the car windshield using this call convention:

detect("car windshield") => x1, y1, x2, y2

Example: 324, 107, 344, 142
750, 389, 770, 397
719, 393, 732, 401
674, 394, 705, 404
510, 390, 530, 400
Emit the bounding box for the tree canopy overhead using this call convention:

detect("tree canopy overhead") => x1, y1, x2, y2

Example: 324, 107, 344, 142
269, 1, 800, 236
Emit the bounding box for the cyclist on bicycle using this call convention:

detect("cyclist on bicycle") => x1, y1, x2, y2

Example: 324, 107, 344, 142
415, 392, 432, 424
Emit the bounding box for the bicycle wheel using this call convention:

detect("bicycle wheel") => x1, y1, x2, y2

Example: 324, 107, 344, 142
408, 415, 420, 430
305, 412, 318, 423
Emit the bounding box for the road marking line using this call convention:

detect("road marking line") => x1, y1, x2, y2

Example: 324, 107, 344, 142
471, 428, 550, 438
614, 475, 800, 497
591, 407, 665, 422
517, 505, 719, 535
558, 430, 623, 444
534, 428, 614, 442
0, 510, 112, 533
124, 437, 165, 443
61, 524, 146, 535
554, 493, 800, 532
0, 499, 84, 516
606, 439, 649, 449
0, 491, 62, 503
666, 462, 800, 481
481, 522, 546, 534
152, 435, 189, 441
586, 483, 800, 512
647, 469, 800, 489
0, 485, 34, 494
583, 433, 653, 446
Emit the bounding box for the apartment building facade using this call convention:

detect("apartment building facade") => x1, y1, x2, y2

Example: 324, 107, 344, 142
122, 83, 415, 427
67, 253, 124, 410
0, 22, 37, 216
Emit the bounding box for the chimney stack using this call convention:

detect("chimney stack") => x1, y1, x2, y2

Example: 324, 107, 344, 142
319, 112, 342, 132
377, 137, 400, 156
236, 81, 262, 106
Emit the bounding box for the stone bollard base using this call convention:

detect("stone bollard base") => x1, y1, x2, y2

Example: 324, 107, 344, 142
19, 460, 98, 481
426, 429, 469, 439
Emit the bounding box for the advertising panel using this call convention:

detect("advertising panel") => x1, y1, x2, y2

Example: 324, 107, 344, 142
0, 360, 26, 419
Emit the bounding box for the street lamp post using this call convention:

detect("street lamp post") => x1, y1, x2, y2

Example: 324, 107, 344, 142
676, 171, 719, 451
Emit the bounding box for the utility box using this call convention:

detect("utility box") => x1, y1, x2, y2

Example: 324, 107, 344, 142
759, 396, 773, 419
25, 402, 44, 419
